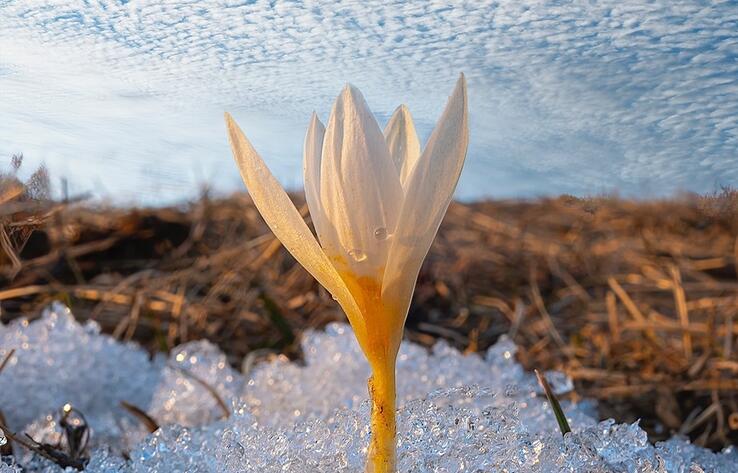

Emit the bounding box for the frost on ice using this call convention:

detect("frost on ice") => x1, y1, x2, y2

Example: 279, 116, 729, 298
0, 303, 735, 472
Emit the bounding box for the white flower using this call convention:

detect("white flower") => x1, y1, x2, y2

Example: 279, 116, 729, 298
225, 75, 468, 471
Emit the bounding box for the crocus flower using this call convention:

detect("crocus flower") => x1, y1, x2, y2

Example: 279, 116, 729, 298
225, 75, 468, 472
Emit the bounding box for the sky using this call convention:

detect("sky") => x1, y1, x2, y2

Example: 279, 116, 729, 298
1, 0, 737, 204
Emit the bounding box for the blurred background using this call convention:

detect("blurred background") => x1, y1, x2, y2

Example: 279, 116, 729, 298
2, 0, 738, 453
1, 0, 737, 203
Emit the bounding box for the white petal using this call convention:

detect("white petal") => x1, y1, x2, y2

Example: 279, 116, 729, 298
320, 85, 403, 277
303, 113, 335, 247
225, 113, 368, 341
384, 105, 421, 187
381, 75, 469, 317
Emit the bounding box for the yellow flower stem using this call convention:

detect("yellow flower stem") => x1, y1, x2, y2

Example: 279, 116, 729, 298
366, 356, 397, 473
337, 270, 402, 472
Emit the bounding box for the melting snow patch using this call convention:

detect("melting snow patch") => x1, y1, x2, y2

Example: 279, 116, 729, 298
0, 303, 735, 472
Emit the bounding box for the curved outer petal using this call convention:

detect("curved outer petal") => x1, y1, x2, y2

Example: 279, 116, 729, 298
225, 113, 367, 342
320, 85, 403, 277
381, 75, 469, 319
384, 104, 421, 187
303, 113, 336, 247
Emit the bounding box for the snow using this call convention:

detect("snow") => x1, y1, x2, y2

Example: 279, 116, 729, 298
0, 303, 735, 472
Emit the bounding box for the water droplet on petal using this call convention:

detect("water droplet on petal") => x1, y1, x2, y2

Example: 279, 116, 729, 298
348, 249, 367, 262
373, 227, 388, 240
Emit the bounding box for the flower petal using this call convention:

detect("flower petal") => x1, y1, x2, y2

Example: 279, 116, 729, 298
303, 113, 336, 247
381, 75, 469, 317
384, 105, 420, 187
225, 112, 367, 341
320, 85, 403, 277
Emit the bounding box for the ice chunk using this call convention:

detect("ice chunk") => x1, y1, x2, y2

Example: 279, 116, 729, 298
657, 437, 738, 472
83, 448, 128, 473
242, 323, 592, 434
0, 462, 21, 473
0, 303, 160, 433
121, 388, 738, 473
21, 408, 149, 464
128, 422, 228, 473
148, 341, 243, 427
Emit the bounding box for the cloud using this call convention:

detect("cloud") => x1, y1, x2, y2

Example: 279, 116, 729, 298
0, 0, 736, 203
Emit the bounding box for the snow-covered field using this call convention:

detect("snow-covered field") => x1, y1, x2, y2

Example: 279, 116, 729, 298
0, 303, 735, 472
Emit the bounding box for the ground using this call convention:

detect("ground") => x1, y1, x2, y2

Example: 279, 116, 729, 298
1, 182, 737, 451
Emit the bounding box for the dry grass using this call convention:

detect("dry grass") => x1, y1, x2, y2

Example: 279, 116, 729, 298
1, 187, 737, 450
0, 154, 55, 278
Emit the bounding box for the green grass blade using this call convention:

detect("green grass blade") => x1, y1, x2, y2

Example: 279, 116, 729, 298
535, 369, 571, 436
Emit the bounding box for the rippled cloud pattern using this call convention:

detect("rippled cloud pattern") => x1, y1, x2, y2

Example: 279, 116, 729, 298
1, 0, 736, 202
